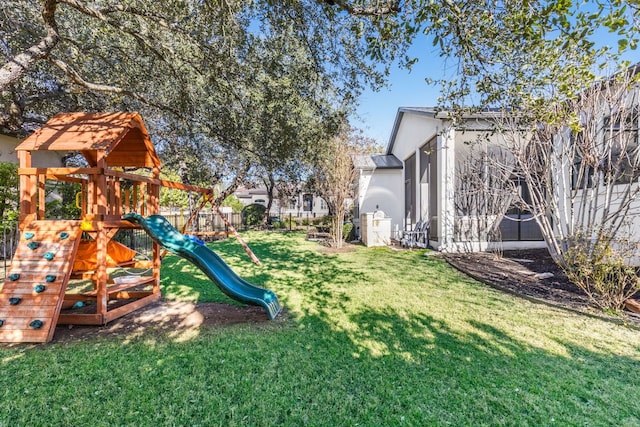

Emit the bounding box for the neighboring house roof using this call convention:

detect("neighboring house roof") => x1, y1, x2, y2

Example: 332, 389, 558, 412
352, 154, 402, 170
372, 154, 403, 169
15, 111, 161, 168
235, 187, 269, 198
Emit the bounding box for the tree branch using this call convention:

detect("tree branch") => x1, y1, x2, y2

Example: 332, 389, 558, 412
326, 0, 400, 15
0, 0, 59, 90
213, 161, 251, 206
47, 57, 187, 119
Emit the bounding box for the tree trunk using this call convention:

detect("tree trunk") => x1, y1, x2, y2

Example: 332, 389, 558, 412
263, 174, 276, 225
333, 207, 344, 248
0, 0, 59, 90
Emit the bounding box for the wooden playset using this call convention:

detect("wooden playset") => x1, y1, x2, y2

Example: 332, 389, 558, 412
0, 112, 267, 343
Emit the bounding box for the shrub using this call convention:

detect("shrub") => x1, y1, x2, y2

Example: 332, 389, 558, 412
283, 216, 296, 229
0, 162, 18, 221
45, 181, 82, 219
343, 222, 354, 241
242, 204, 266, 227
563, 235, 640, 311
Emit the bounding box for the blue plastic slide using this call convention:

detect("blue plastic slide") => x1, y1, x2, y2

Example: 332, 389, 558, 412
123, 213, 281, 319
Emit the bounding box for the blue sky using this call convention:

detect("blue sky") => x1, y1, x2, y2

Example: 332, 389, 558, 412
354, 45, 445, 146
354, 20, 640, 148
355, 69, 436, 146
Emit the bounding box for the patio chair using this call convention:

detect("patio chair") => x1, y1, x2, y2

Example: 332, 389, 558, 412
401, 220, 429, 248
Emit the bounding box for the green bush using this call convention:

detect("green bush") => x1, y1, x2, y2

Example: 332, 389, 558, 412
563, 235, 640, 311
45, 181, 82, 219
284, 216, 296, 229
343, 222, 354, 241
242, 203, 266, 227
0, 162, 18, 221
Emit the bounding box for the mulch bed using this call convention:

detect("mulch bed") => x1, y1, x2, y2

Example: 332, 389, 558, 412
444, 248, 640, 328
46, 301, 278, 344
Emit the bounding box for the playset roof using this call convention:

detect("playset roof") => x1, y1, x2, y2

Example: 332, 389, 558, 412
15, 112, 161, 168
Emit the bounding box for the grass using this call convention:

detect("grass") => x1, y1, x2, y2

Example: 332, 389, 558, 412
1, 231, 640, 426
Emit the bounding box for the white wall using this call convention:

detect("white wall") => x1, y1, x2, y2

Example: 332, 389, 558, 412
270, 193, 330, 218
0, 134, 18, 163
357, 168, 403, 239
391, 113, 441, 161
1, 134, 65, 166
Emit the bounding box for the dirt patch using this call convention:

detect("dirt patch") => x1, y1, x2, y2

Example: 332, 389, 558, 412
51, 301, 277, 343
445, 249, 640, 328
318, 242, 359, 254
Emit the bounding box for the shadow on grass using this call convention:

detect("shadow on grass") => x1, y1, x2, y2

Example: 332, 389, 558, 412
2, 232, 640, 425
3, 303, 639, 425
311, 307, 640, 425
161, 231, 365, 315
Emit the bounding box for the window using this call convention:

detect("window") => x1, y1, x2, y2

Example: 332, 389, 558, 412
500, 177, 544, 241
320, 199, 328, 210
571, 107, 640, 189
404, 153, 416, 224
302, 194, 313, 211
604, 108, 639, 184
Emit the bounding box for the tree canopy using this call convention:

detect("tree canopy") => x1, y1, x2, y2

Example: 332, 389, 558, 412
1, 1, 638, 191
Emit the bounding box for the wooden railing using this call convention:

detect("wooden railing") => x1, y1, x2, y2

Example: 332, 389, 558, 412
16, 167, 201, 222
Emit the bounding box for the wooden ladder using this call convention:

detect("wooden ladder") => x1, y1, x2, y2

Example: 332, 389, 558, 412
0, 221, 82, 343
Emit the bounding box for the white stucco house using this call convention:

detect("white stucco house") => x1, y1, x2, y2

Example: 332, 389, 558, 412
0, 133, 21, 163
352, 154, 403, 240
355, 107, 546, 252
234, 186, 330, 219
1, 132, 64, 166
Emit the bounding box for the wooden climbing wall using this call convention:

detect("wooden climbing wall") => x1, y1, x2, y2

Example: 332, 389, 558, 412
0, 221, 82, 343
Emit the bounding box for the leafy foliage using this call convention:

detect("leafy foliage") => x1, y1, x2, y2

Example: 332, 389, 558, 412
44, 180, 81, 219
241, 203, 266, 228
220, 195, 243, 213
0, 161, 18, 221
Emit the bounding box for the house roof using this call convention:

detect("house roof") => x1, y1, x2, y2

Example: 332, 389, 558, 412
386, 107, 504, 155
15, 111, 161, 168
352, 153, 402, 170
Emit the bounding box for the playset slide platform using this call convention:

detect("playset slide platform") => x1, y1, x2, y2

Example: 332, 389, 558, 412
123, 213, 281, 319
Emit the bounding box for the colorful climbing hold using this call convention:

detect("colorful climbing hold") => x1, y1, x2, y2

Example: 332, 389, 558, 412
34, 284, 46, 293
45, 275, 56, 283
9, 273, 20, 281
43, 252, 55, 261
29, 320, 44, 329
24, 232, 34, 240
59, 232, 69, 240
27, 241, 40, 250
9, 297, 21, 306
72, 301, 85, 309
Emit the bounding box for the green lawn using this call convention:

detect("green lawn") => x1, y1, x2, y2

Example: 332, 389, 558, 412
1, 231, 640, 426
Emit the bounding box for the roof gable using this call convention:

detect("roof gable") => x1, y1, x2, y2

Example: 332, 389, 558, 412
15, 112, 161, 168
